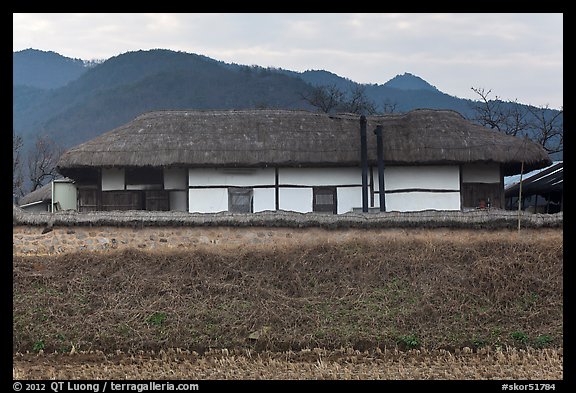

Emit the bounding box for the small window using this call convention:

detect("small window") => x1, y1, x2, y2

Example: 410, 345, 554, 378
228, 188, 253, 213
313, 187, 337, 214
126, 167, 162, 189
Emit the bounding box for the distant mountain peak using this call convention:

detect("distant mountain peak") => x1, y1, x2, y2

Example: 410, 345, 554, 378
383, 72, 438, 91
13, 49, 88, 89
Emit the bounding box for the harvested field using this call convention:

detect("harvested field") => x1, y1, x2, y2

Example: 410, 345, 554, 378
13, 228, 563, 380
13, 347, 563, 380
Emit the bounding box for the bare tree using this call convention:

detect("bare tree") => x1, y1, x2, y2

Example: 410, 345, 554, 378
501, 104, 530, 138
27, 134, 63, 192
302, 84, 379, 115
381, 99, 400, 114
13, 133, 24, 198
470, 86, 563, 155
300, 84, 344, 113
527, 105, 563, 155
340, 85, 377, 115
469, 87, 529, 136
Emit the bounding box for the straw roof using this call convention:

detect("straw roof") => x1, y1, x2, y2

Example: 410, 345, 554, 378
57, 109, 551, 176
18, 182, 52, 206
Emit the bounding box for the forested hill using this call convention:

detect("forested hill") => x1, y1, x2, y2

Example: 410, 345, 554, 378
13, 49, 316, 148
13, 48, 562, 161
13, 49, 90, 89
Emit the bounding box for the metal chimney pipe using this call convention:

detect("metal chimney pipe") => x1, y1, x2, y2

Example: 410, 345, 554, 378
360, 115, 369, 212
374, 125, 386, 212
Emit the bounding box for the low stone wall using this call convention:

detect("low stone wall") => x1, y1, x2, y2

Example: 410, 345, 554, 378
13, 224, 563, 256
13, 206, 563, 256
12, 225, 372, 255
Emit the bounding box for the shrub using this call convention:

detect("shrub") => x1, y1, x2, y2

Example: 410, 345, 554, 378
398, 334, 420, 350
510, 331, 528, 344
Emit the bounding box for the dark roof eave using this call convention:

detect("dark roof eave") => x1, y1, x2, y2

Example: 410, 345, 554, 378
59, 158, 551, 174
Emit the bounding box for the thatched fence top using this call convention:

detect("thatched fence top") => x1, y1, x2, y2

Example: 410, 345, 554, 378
13, 205, 563, 230
58, 109, 551, 177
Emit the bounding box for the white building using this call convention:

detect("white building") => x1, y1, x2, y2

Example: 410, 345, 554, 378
56, 109, 551, 213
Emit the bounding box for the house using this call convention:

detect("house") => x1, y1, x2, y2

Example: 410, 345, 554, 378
17, 178, 77, 212
56, 109, 551, 214
504, 161, 563, 213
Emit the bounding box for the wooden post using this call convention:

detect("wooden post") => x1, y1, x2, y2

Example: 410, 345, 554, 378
517, 159, 524, 233
374, 125, 386, 212
517, 138, 527, 233
360, 116, 368, 212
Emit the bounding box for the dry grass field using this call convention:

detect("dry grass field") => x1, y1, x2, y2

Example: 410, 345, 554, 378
13, 346, 562, 380
13, 228, 563, 380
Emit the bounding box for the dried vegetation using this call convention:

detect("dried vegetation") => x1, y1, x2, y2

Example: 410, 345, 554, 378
13, 347, 562, 380
13, 229, 563, 379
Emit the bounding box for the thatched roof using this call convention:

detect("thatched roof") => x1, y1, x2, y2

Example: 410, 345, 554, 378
18, 182, 52, 206
57, 109, 551, 176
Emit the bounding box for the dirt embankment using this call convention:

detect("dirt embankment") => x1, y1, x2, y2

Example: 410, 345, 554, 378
13, 229, 563, 356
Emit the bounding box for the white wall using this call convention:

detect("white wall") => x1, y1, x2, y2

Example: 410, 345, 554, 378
169, 190, 188, 212
53, 181, 77, 211
188, 168, 276, 213
368, 165, 461, 211
279, 188, 313, 213
279, 167, 360, 186
279, 168, 366, 213
337, 187, 362, 214
254, 188, 276, 212
164, 168, 187, 190
189, 188, 228, 213
188, 168, 274, 187
377, 166, 460, 191
101, 168, 124, 191
462, 163, 500, 183
384, 192, 461, 212
184, 165, 466, 213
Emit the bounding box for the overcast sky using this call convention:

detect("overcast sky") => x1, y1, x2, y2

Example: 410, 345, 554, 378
13, 13, 563, 109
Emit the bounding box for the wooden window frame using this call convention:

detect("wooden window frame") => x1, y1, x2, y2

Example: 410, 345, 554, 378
228, 187, 254, 213
313, 186, 337, 214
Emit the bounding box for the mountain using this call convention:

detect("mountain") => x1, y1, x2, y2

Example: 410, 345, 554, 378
13, 49, 316, 148
282, 69, 476, 116
279, 69, 356, 91
13, 48, 562, 161
383, 72, 438, 91
13, 49, 90, 89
